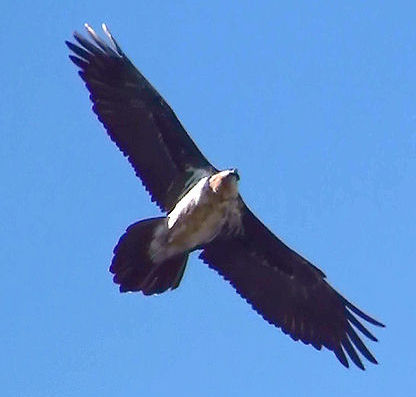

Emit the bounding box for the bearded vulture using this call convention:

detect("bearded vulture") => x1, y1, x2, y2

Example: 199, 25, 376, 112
66, 24, 384, 370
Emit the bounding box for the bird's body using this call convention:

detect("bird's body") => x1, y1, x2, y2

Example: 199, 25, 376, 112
66, 24, 384, 370
151, 170, 241, 263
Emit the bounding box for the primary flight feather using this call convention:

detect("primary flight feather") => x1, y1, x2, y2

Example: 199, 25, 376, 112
66, 24, 384, 370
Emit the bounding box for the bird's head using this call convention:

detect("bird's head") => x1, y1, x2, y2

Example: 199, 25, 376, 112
209, 168, 240, 198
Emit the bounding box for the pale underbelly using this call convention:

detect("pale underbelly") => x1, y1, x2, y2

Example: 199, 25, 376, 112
150, 200, 237, 263
167, 201, 227, 251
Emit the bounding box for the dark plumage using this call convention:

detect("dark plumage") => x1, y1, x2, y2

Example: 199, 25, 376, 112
66, 24, 384, 370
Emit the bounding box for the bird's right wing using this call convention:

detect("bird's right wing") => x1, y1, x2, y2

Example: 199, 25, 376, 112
66, 24, 216, 212
200, 200, 384, 369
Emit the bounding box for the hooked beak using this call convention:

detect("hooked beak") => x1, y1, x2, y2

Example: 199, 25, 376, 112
230, 168, 240, 181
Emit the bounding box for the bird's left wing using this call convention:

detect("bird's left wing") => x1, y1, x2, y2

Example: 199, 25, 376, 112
200, 200, 384, 369
66, 24, 216, 212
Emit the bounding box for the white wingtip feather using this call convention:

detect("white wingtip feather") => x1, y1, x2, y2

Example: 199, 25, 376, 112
84, 23, 93, 32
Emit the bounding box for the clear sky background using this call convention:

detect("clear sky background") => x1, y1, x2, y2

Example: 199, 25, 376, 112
1, 1, 415, 396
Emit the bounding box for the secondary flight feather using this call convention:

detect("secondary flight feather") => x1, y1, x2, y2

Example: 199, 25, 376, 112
66, 24, 384, 370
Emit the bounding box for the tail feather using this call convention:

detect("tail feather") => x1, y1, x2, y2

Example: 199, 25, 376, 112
110, 218, 188, 294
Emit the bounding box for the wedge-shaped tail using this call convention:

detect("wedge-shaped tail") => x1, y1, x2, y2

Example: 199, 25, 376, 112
110, 218, 188, 295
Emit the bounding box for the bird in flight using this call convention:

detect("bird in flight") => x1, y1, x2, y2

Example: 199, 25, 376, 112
66, 24, 384, 370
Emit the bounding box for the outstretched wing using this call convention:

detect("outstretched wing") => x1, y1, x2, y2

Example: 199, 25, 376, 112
200, 201, 384, 370
66, 24, 216, 212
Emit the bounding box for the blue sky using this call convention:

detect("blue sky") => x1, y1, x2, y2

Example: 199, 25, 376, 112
1, 1, 415, 396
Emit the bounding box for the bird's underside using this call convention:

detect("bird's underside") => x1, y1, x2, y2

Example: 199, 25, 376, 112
66, 23, 385, 370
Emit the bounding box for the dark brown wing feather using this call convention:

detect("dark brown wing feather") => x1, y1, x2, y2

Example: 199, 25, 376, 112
200, 201, 384, 369
66, 24, 216, 212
